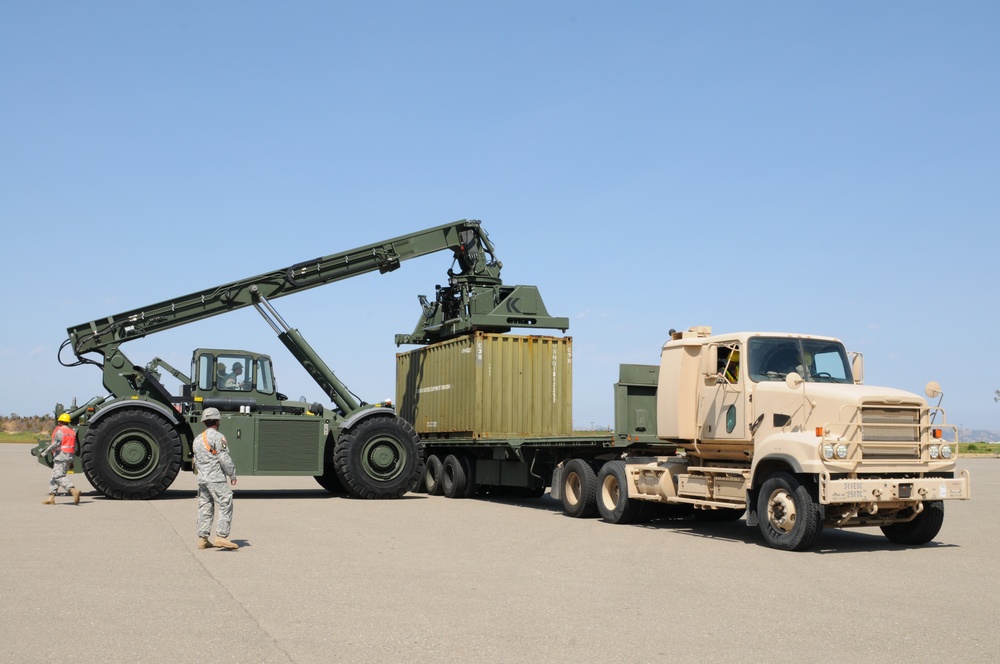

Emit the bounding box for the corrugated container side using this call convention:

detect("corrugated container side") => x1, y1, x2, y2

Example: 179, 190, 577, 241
396, 332, 572, 438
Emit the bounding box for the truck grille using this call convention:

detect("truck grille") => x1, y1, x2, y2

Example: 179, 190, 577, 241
861, 407, 919, 442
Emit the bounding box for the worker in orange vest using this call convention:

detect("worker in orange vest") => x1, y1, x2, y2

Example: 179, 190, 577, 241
42, 413, 81, 505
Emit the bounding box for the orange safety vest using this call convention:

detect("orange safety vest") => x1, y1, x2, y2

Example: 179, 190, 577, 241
201, 431, 218, 455
54, 424, 76, 454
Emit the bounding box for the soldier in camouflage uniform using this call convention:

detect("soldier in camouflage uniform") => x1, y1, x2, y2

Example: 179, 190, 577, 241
42, 413, 81, 505
193, 407, 238, 550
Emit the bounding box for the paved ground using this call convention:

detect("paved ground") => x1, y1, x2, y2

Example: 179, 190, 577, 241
2, 444, 998, 663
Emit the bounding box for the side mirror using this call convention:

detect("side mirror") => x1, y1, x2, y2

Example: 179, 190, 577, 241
924, 381, 942, 399
850, 352, 864, 384
785, 372, 804, 389
703, 345, 718, 377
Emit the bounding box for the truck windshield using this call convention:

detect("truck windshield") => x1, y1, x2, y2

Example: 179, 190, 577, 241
748, 337, 852, 384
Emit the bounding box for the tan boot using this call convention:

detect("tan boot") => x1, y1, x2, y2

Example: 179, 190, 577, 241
42, 494, 55, 505
214, 536, 238, 550
197, 536, 213, 549
71, 488, 81, 505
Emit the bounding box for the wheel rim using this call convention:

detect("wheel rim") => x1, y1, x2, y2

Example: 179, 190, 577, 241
600, 474, 620, 510
107, 431, 160, 479
566, 473, 582, 505
766, 488, 798, 533
361, 435, 406, 482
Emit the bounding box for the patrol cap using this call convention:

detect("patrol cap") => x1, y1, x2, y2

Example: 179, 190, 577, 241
201, 407, 222, 422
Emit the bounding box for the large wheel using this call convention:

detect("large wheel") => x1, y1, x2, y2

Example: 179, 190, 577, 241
333, 415, 423, 499
880, 501, 944, 545
756, 472, 823, 551
596, 461, 644, 524
441, 454, 475, 498
424, 454, 445, 495
561, 458, 598, 518
81, 407, 182, 500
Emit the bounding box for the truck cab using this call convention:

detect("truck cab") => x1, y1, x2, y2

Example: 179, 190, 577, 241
605, 326, 971, 550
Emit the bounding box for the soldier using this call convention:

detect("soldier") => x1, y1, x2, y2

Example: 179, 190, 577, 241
41, 413, 81, 505
193, 407, 239, 550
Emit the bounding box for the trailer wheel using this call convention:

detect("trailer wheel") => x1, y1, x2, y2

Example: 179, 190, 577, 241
880, 501, 944, 545
441, 454, 475, 498
334, 415, 423, 499
81, 408, 182, 500
424, 454, 445, 495
757, 472, 823, 551
561, 458, 598, 518
596, 461, 644, 524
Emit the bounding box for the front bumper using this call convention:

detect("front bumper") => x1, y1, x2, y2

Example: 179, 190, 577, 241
819, 469, 971, 505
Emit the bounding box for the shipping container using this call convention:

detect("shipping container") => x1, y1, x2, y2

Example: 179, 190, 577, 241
396, 332, 572, 438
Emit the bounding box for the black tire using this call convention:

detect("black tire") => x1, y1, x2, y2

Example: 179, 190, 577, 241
424, 454, 445, 496
880, 501, 944, 545
596, 461, 644, 524
561, 458, 598, 518
81, 408, 182, 500
333, 415, 424, 499
756, 472, 823, 551
441, 454, 475, 499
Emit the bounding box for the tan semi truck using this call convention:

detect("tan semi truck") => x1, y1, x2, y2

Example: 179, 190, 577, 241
402, 326, 971, 551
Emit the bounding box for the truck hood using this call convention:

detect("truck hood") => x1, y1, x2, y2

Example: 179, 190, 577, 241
798, 382, 926, 407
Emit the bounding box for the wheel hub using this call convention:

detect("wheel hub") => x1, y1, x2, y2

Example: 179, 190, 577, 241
362, 436, 404, 480
768, 490, 798, 533
109, 433, 158, 479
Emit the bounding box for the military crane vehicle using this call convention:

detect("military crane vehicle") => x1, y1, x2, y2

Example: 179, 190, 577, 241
32, 219, 568, 500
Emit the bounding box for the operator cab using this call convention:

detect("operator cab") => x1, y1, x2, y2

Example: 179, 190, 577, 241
191, 349, 280, 406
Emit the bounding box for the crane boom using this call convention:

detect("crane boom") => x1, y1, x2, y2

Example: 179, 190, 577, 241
68, 219, 512, 358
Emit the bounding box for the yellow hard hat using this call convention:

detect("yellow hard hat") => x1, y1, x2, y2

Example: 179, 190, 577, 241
57, 413, 71, 423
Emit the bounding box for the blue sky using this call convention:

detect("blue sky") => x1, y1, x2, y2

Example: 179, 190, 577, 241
2, 2, 998, 433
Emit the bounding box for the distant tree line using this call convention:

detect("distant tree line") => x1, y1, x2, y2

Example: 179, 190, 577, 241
1, 414, 55, 434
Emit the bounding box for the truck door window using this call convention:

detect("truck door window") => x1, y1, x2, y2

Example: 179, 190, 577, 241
717, 345, 741, 384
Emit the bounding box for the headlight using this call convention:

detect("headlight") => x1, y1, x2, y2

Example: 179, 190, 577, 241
836, 444, 848, 459
929, 445, 939, 459
941, 445, 952, 459
823, 444, 834, 460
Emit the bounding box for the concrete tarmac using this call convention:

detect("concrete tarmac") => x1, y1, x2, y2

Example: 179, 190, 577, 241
2, 444, 998, 663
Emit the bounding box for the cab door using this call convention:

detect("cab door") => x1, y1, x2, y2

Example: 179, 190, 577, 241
700, 343, 748, 441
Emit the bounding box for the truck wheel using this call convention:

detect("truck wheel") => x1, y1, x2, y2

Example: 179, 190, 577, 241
757, 472, 823, 551
424, 454, 445, 495
81, 408, 182, 500
441, 454, 475, 498
561, 458, 598, 518
334, 415, 423, 499
596, 461, 644, 524
880, 501, 944, 545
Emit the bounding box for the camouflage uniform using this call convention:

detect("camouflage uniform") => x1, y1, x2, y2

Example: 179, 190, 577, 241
193, 427, 237, 539
42, 427, 76, 496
